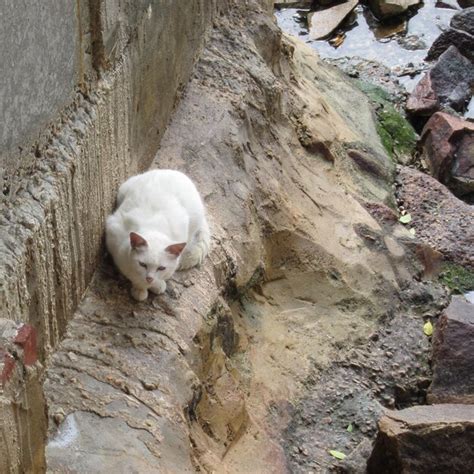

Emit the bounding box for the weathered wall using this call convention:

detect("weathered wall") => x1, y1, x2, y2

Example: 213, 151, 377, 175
0, 0, 78, 181
0, 1, 217, 472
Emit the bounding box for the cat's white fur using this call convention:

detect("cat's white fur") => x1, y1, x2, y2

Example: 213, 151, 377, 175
106, 169, 210, 301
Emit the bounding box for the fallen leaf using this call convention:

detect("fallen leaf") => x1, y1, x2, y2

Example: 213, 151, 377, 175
347, 423, 354, 433
329, 33, 345, 48
423, 320, 433, 336
329, 450, 347, 460
399, 213, 412, 224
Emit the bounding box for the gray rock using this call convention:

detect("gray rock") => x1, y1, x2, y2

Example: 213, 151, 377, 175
396, 166, 474, 268
308, 0, 359, 40
427, 8, 474, 60
409, 46, 474, 115
451, 6, 474, 33
368, 0, 420, 19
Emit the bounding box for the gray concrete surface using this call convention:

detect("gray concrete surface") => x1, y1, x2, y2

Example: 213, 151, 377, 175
0, 0, 78, 178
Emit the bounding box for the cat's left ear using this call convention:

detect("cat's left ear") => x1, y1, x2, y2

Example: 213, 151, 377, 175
165, 242, 186, 258
130, 232, 148, 250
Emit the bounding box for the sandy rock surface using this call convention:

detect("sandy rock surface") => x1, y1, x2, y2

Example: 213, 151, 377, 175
45, 1, 448, 472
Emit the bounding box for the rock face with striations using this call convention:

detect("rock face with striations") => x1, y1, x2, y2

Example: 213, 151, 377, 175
42, 0, 427, 472
428, 296, 474, 404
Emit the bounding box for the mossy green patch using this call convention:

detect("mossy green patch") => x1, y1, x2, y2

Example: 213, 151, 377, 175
377, 106, 417, 159
439, 263, 474, 294
354, 80, 417, 162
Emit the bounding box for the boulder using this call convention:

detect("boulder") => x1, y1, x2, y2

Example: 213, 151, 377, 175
396, 166, 474, 268
459, 0, 474, 7
368, 0, 420, 19
367, 404, 474, 474
427, 7, 474, 60
408, 46, 474, 116
428, 296, 474, 404
450, 6, 474, 32
309, 0, 358, 40
420, 111, 474, 197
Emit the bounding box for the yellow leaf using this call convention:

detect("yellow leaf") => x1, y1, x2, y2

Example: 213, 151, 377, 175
399, 214, 412, 224
329, 450, 347, 460
423, 321, 433, 336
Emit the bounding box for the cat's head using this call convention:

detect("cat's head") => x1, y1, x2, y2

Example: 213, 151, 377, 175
128, 231, 185, 286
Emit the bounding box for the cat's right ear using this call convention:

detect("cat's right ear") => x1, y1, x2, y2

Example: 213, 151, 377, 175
130, 232, 148, 250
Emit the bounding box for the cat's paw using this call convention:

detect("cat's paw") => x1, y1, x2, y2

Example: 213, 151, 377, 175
149, 280, 166, 295
131, 287, 148, 301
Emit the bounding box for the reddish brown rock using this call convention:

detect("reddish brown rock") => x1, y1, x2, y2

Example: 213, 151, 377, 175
408, 46, 474, 116
367, 404, 474, 473
420, 111, 474, 197
406, 73, 439, 116
428, 296, 474, 404
396, 166, 474, 268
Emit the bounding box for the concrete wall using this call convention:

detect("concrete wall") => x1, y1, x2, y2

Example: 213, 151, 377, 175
0, 1, 217, 471
0, 0, 78, 183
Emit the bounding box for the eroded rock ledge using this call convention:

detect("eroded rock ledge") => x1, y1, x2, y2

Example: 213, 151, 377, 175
44, 1, 447, 472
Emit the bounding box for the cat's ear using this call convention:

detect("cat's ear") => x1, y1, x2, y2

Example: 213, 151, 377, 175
130, 232, 148, 250
165, 242, 186, 257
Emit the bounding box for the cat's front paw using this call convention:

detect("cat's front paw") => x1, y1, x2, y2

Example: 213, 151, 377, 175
131, 287, 148, 301
149, 280, 166, 295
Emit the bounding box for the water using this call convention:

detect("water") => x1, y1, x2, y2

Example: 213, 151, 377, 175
275, 1, 457, 71
465, 291, 474, 304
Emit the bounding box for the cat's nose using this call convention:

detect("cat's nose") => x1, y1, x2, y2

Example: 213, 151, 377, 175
146, 276, 154, 283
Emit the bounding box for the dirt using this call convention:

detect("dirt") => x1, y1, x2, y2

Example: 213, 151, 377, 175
44, 1, 451, 472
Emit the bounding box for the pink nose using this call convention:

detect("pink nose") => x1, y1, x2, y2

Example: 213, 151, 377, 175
146, 277, 153, 283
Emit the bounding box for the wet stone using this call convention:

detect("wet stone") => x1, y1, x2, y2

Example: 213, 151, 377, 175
308, 0, 359, 40
368, 0, 421, 19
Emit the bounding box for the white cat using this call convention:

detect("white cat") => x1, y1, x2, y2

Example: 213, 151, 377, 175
106, 169, 210, 301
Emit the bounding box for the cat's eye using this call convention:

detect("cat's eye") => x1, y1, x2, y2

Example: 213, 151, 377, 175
139, 262, 147, 268
157, 266, 166, 271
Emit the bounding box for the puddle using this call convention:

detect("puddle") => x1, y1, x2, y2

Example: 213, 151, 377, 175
465, 291, 474, 304
275, 0, 457, 80
465, 97, 474, 120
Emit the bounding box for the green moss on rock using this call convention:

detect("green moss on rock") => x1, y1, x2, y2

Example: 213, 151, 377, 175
439, 263, 474, 294
355, 81, 417, 162
377, 106, 417, 159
